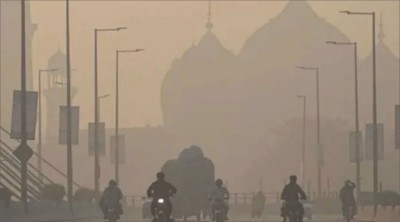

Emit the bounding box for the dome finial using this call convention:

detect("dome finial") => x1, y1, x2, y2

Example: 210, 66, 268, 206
205, 0, 213, 32
378, 12, 385, 42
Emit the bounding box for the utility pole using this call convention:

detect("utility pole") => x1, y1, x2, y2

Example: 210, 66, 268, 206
340, 10, 378, 215
296, 66, 321, 198
93, 27, 126, 195
326, 41, 361, 201
115, 49, 143, 184
14, 0, 33, 214
65, 0, 73, 214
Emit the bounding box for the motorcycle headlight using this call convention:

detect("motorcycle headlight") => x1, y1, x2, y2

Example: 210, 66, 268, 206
158, 198, 165, 203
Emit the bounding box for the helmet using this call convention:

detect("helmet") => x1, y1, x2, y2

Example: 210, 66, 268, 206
109, 180, 117, 187
289, 175, 297, 183
215, 179, 223, 187
157, 172, 165, 180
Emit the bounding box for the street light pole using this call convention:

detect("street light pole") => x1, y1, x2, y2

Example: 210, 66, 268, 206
340, 10, 378, 215
19, 0, 30, 213
38, 68, 58, 183
94, 27, 126, 195
296, 66, 321, 198
65, 0, 74, 213
115, 49, 143, 184
326, 41, 361, 202
296, 95, 306, 188
0, 0, 3, 184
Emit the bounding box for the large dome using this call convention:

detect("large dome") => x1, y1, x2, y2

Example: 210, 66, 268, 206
161, 30, 243, 136
235, 0, 358, 128
240, 0, 349, 71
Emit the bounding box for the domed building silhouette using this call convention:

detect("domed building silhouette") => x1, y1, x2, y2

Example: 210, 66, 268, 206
46, 1, 399, 192
161, 2, 245, 152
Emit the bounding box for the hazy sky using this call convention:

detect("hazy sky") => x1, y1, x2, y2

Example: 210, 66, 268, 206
29, 0, 399, 129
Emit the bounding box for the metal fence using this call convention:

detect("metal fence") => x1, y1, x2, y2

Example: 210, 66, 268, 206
125, 191, 340, 208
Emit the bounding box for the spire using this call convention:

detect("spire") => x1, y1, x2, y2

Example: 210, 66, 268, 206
378, 13, 385, 42
205, 0, 213, 32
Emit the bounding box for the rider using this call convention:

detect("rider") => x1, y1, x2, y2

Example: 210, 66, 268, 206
281, 175, 307, 222
252, 190, 266, 218
209, 179, 230, 221
99, 180, 124, 220
339, 180, 357, 218
147, 172, 177, 222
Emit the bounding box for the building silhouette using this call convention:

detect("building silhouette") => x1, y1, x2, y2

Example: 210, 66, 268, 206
40, 0, 400, 193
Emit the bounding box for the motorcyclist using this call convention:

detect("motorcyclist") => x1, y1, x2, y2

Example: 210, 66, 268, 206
209, 179, 230, 221
251, 190, 266, 218
147, 172, 177, 222
339, 180, 357, 219
99, 180, 124, 220
281, 175, 307, 222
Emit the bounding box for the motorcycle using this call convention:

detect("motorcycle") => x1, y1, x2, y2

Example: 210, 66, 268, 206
155, 198, 170, 222
284, 201, 303, 222
212, 200, 226, 222
343, 204, 355, 222
106, 203, 120, 222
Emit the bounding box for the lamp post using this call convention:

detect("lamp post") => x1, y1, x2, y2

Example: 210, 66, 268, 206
296, 66, 321, 198
0, 0, 2, 184
65, 0, 75, 213
94, 27, 126, 195
340, 10, 378, 215
115, 49, 143, 184
15, 0, 33, 213
38, 68, 58, 182
326, 40, 361, 202
296, 95, 306, 188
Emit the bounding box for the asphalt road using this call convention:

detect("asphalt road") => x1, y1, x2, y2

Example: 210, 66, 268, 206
62, 219, 386, 222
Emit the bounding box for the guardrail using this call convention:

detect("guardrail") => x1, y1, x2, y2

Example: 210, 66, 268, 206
124, 191, 340, 208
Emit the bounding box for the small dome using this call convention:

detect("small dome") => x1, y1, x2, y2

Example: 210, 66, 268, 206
48, 49, 66, 68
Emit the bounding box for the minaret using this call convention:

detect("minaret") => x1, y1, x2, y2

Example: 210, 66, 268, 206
205, 0, 213, 32
43, 50, 77, 144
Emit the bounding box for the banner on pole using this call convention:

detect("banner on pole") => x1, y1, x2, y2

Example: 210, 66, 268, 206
89, 122, 106, 156
395, 105, 400, 149
349, 131, 364, 163
10, 90, 38, 140
59, 106, 80, 145
365, 123, 384, 160
110, 135, 125, 165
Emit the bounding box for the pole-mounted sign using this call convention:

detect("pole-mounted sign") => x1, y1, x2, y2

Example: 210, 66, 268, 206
395, 105, 400, 150
11, 90, 38, 140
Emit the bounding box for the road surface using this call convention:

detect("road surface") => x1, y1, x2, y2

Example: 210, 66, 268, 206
57, 219, 391, 222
